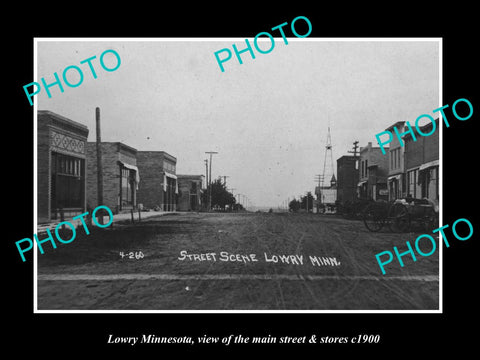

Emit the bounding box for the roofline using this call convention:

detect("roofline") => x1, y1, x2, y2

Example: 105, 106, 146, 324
137, 150, 177, 162
117, 142, 137, 154
385, 121, 406, 131
177, 174, 205, 178
360, 145, 386, 152
404, 117, 439, 140
337, 155, 356, 160
87, 141, 137, 154
38, 110, 89, 132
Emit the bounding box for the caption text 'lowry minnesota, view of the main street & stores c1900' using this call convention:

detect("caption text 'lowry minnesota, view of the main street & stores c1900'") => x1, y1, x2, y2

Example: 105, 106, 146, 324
30, 35, 443, 311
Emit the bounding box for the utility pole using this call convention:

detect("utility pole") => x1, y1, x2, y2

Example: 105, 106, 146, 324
348, 140, 359, 158
95, 107, 104, 224
205, 151, 218, 211
204, 159, 208, 210
204, 159, 208, 187
348, 140, 360, 201
221, 175, 229, 186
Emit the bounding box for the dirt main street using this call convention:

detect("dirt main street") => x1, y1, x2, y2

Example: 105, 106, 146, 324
37, 212, 439, 311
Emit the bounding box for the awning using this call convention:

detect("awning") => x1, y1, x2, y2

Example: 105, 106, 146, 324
357, 180, 367, 187
165, 172, 177, 180
388, 174, 402, 181
419, 160, 439, 171
163, 172, 178, 192
119, 161, 140, 188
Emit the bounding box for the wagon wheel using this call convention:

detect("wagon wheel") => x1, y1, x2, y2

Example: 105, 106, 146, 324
362, 203, 385, 232
388, 203, 411, 233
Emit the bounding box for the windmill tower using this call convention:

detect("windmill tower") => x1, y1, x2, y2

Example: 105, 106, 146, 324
319, 127, 337, 206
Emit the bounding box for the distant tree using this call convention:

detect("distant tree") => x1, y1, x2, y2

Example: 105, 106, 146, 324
232, 203, 244, 211
207, 178, 236, 211
289, 198, 301, 212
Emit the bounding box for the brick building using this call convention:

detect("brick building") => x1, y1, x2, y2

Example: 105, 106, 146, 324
37, 110, 89, 223
86, 142, 139, 214
336, 155, 359, 204
177, 175, 204, 211
404, 118, 439, 206
358, 142, 389, 201
386, 121, 406, 201
136, 151, 177, 211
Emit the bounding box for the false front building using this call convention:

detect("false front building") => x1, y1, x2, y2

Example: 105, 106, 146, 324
385, 121, 407, 201
136, 151, 178, 211
358, 142, 389, 201
177, 175, 205, 211
37, 110, 89, 223
404, 118, 439, 209
86, 142, 140, 214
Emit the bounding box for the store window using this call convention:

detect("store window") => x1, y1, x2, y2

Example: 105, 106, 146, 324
408, 169, 417, 198
120, 166, 135, 208
51, 152, 84, 211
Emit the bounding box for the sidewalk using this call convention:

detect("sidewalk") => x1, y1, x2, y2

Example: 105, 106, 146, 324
36, 210, 180, 234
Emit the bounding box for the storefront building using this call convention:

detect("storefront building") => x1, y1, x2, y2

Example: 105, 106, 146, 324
177, 175, 204, 211
86, 142, 139, 214
385, 121, 406, 201
37, 110, 89, 223
358, 142, 389, 201
136, 151, 177, 211
404, 118, 439, 207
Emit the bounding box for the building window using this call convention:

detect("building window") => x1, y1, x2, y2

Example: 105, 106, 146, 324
191, 181, 197, 194
51, 152, 85, 210
163, 161, 176, 173
408, 169, 417, 198
120, 166, 135, 208
390, 149, 401, 170
407, 169, 422, 198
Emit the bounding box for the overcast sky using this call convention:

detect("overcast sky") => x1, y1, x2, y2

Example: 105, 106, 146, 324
36, 39, 440, 208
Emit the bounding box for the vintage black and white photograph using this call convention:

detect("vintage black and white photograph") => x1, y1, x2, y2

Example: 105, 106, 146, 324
34, 38, 441, 311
